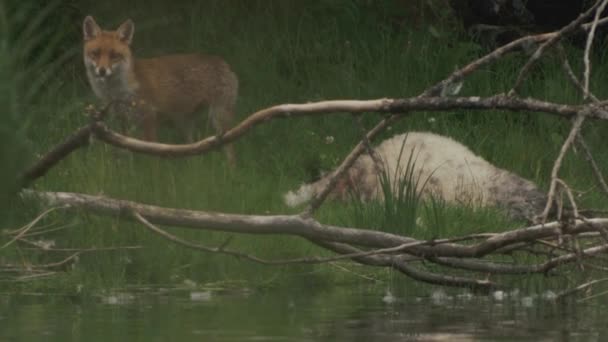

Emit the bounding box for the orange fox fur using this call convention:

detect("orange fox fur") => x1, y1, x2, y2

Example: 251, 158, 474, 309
83, 16, 237, 166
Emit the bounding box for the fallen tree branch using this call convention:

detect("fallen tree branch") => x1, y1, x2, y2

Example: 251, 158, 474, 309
21, 93, 600, 190
20, 124, 93, 186
91, 95, 607, 158
134, 209, 499, 266
24, 189, 608, 259
315, 240, 498, 291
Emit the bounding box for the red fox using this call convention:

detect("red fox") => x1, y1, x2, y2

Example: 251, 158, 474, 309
82, 16, 238, 167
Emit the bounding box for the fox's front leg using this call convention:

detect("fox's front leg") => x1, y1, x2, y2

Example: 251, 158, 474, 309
140, 108, 158, 142
128, 99, 158, 142
210, 104, 236, 168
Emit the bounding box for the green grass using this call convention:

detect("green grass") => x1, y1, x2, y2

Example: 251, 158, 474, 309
3, 0, 608, 294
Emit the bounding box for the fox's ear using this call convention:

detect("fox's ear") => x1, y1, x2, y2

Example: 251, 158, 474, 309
83, 16, 101, 41
117, 19, 135, 45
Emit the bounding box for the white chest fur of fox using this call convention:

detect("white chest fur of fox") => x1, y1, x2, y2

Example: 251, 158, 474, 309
284, 132, 548, 222
82, 16, 237, 167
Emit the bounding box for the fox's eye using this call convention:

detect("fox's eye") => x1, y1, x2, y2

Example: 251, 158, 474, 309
110, 50, 123, 61
89, 49, 101, 59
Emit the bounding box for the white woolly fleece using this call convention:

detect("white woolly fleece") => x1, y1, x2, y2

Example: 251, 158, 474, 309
283, 132, 546, 222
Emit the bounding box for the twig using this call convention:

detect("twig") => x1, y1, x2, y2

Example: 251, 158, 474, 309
328, 262, 382, 283
12, 272, 58, 282
1, 206, 64, 249
539, 114, 586, 222
423, 32, 558, 97
577, 288, 608, 302
10, 224, 75, 238
354, 115, 384, 175
558, 277, 608, 300
555, 178, 580, 219
580, 216, 608, 244
20, 124, 93, 186
560, 46, 601, 102
583, 0, 608, 98
304, 114, 400, 214
424, 7, 608, 98
17, 241, 142, 253
509, 1, 604, 95
558, 47, 608, 201
36, 252, 81, 269
576, 135, 608, 198
316, 240, 498, 291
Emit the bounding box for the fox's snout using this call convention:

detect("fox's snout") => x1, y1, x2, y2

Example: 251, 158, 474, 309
85, 57, 115, 79
94, 65, 111, 78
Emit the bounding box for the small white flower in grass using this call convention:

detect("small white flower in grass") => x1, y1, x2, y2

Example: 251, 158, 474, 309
325, 136, 334, 144
183, 279, 197, 288
428, 117, 436, 124
102, 292, 134, 305
35, 239, 55, 250
521, 296, 535, 307
190, 291, 212, 302
382, 289, 396, 304
457, 291, 473, 300
431, 289, 450, 305
542, 290, 557, 301
492, 290, 505, 301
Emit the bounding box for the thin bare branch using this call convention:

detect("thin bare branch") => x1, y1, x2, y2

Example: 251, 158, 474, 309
557, 277, 608, 300
433, 241, 608, 276
556, 178, 581, 219
20, 124, 93, 186
539, 114, 587, 222
423, 32, 555, 97
510, 1, 604, 95
1, 206, 64, 249
583, 0, 608, 98
577, 135, 608, 198
316, 240, 498, 291
304, 114, 400, 214
560, 46, 601, 102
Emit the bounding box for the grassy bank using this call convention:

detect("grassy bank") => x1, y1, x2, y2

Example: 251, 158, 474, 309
3, 0, 608, 294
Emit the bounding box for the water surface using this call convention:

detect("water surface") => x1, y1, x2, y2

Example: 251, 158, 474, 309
1, 287, 605, 341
